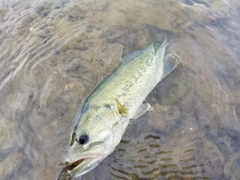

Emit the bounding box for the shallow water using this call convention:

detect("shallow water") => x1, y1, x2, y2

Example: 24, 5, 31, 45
0, 0, 240, 179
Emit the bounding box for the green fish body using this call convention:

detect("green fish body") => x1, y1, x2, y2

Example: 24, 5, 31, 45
62, 40, 179, 179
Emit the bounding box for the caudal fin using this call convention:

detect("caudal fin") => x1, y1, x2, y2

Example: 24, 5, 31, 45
159, 54, 179, 81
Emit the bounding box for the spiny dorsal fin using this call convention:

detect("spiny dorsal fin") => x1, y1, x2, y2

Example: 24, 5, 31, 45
116, 99, 128, 114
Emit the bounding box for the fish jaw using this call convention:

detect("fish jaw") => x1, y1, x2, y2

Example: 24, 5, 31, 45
66, 142, 112, 178
57, 153, 107, 180
69, 154, 106, 177
66, 116, 130, 178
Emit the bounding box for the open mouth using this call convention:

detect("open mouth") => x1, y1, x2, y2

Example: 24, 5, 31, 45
57, 159, 84, 180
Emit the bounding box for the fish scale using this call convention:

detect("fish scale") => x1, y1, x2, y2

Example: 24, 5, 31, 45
85, 43, 166, 118
58, 40, 179, 179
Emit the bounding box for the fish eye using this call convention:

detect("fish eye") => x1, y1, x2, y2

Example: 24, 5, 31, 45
78, 134, 89, 145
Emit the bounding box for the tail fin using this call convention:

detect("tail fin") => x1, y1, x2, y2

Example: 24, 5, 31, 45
159, 54, 179, 81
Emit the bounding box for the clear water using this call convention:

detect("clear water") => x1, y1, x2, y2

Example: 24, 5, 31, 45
0, 0, 240, 179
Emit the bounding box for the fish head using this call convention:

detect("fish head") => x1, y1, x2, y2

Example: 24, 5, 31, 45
64, 103, 129, 178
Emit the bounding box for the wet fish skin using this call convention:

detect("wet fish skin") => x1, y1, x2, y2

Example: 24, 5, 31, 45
65, 39, 179, 178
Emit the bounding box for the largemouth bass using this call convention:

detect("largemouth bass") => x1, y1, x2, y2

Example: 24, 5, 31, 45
58, 40, 179, 179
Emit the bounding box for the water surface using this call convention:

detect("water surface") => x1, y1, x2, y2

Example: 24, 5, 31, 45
0, 0, 240, 179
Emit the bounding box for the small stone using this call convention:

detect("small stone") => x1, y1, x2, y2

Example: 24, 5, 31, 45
106, 35, 116, 43
0, 118, 16, 149
235, 104, 240, 119
65, 58, 81, 72
196, 139, 224, 178
0, 152, 24, 177
68, 8, 85, 21
65, 83, 75, 91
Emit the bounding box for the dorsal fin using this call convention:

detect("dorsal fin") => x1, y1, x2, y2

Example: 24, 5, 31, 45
121, 49, 143, 64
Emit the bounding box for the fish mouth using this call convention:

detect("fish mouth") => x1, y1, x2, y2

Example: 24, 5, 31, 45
57, 155, 102, 180
57, 158, 85, 180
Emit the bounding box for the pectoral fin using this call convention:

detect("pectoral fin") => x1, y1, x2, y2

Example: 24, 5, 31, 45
70, 132, 76, 146
116, 99, 128, 114
131, 103, 151, 119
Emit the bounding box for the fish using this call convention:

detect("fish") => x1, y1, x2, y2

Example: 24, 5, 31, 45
57, 39, 179, 179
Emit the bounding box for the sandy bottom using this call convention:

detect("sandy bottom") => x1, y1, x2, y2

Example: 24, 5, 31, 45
0, 0, 240, 179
